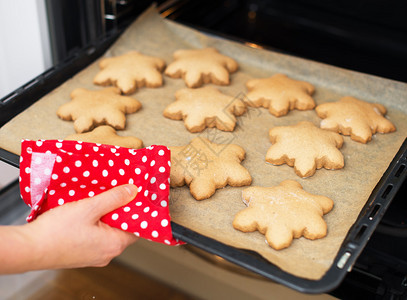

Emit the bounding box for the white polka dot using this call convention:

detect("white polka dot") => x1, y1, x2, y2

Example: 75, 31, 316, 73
151, 211, 158, 217
34, 178, 41, 185
36, 141, 43, 147
135, 168, 141, 175
58, 199, 64, 205
102, 170, 108, 177
56, 142, 62, 148
75, 144, 82, 150
111, 148, 117, 153
49, 190, 55, 195
52, 174, 58, 180
128, 178, 134, 184
92, 160, 98, 167
152, 231, 159, 238
25, 167, 31, 174
60, 183, 67, 187
88, 191, 95, 197
91, 179, 98, 184
121, 223, 128, 230
132, 214, 139, 220
75, 160, 82, 167
111, 179, 117, 186
123, 206, 131, 212
150, 177, 156, 184
111, 213, 119, 220
119, 169, 125, 175
20, 156, 23, 163
144, 173, 149, 180
151, 194, 157, 201
44, 168, 52, 175
168, 161, 171, 167
143, 206, 150, 213
34, 205, 39, 211
135, 201, 142, 206
100, 186, 106, 190
158, 149, 165, 156
161, 200, 167, 207
142, 156, 147, 163
63, 166, 70, 173
109, 160, 114, 167
144, 190, 149, 197
83, 171, 90, 177
69, 190, 75, 196
140, 221, 148, 229
159, 183, 166, 190
72, 177, 78, 182
26, 147, 32, 154
159, 167, 166, 173
124, 159, 130, 166
161, 219, 169, 227
56, 156, 62, 163
150, 160, 155, 167
164, 240, 171, 245
134, 232, 140, 237
34, 157, 42, 164
80, 185, 87, 189
25, 186, 30, 193
93, 146, 99, 152
137, 186, 142, 192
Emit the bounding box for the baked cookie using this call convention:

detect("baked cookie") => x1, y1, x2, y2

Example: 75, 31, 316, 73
93, 51, 166, 94
245, 74, 315, 117
57, 87, 141, 133
165, 48, 238, 88
65, 125, 143, 149
170, 137, 252, 200
233, 180, 334, 250
316, 96, 396, 143
266, 121, 344, 178
163, 87, 246, 132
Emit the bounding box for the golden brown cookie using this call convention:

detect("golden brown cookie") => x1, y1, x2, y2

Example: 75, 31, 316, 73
266, 121, 344, 178
65, 125, 143, 149
163, 86, 246, 132
245, 74, 315, 117
57, 87, 141, 133
93, 51, 166, 94
165, 48, 238, 88
233, 180, 334, 250
170, 137, 252, 200
316, 96, 396, 143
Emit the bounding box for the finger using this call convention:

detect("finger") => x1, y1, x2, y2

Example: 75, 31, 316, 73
87, 184, 138, 219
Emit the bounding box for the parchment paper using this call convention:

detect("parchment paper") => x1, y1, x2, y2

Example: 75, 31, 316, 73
0, 6, 406, 280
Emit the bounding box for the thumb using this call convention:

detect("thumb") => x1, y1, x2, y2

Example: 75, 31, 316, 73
87, 184, 138, 219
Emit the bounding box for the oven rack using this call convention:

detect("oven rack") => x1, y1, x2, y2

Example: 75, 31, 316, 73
0, 22, 406, 295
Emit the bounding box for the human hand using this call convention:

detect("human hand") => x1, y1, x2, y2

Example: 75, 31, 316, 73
1, 184, 138, 274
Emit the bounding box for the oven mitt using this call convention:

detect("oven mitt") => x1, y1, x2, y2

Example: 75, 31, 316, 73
19, 139, 183, 246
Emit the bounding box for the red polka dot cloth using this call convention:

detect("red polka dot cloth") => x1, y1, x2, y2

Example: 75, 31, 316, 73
19, 139, 183, 246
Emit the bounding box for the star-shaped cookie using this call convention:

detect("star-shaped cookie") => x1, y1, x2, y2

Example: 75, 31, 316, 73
93, 51, 166, 94
316, 96, 396, 143
165, 48, 238, 88
65, 125, 143, 149
170, 137, 252, 200
57, 87, 141, 133
245, 74, 315, 117
266, 121, 344, 177
163, 87, 246, 132
233, 180, 334, 250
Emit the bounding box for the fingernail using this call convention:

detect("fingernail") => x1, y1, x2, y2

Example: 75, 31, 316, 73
124, 184, 138, 197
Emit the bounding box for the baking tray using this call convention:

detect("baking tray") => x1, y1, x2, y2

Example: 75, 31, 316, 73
1, 16, 406, 295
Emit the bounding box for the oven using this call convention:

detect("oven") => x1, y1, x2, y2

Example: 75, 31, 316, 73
0, 1, 406, 298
